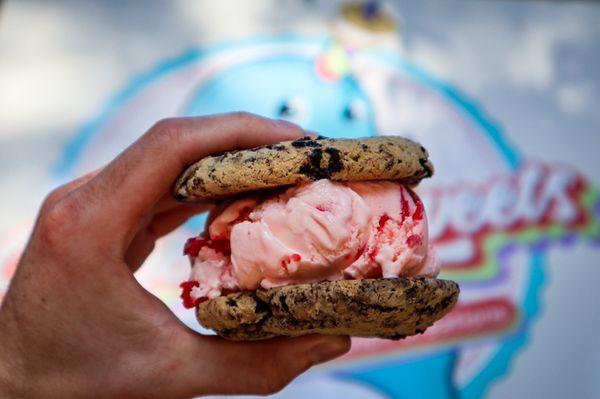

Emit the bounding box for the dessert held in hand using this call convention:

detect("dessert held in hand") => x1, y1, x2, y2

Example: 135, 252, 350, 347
174, 135, 458, 340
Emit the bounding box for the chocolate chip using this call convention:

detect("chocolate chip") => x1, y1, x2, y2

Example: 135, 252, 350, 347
291, 137, 322, 148
297, 292, 308, 304
278, 295, 290, 312
423, 306, 436, 315
254, 297, 270, 314
299, 148, 327, 179
287, 317, 300, 327
325, 147, 343, 175
227, 298, 238, 307
298, 146, 345, 179
404, 286, 417, 300
439, 296, 453, 310
419, 158, 433, 177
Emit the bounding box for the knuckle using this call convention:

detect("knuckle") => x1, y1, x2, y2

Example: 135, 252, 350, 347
40, 186, 67, 212
149, 117, 184, 144
37, 194, 83, 245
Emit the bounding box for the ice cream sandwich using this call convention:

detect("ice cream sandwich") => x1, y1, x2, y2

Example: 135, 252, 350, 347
173, 135, 459, 340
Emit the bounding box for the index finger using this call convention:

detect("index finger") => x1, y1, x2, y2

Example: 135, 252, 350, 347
78, 113, 304, 240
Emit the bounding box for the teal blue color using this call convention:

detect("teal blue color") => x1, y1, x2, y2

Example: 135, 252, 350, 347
461, 251, 546, 398
57, 36, 542, 399
336, 351, 459, 399
184, 57, 375, 138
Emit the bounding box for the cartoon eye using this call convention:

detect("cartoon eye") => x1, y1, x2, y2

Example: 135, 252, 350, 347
342, 99, 367, 122
276, 97, 310, 123
278, 103, 292, 117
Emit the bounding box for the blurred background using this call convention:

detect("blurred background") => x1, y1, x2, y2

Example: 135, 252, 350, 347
0, 1, 599, 398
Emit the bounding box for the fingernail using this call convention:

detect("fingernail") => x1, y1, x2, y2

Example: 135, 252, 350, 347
308, 337, 351, 365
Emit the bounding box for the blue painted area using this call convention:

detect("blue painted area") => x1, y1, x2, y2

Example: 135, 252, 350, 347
184, 56, 374, 138
57, 36, 542, 399
336, 351, 459, 399
461, 251, 546, 398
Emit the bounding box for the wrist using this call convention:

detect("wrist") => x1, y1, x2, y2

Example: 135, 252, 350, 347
0, 296, 37, 399
0, 299, 105, 399
0, 327, 27, 398
0, 361, 20, 399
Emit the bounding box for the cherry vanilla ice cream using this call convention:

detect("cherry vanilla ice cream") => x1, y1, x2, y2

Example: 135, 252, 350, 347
181, 179, 439, 308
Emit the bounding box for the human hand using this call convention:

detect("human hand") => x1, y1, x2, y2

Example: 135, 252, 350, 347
0, 113, 351, 398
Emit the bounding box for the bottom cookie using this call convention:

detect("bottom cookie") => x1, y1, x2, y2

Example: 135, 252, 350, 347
196, 277, 459, 340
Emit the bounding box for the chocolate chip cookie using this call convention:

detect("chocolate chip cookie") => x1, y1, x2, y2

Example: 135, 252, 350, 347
174, 136, 433, 201
196, 278, 459, 340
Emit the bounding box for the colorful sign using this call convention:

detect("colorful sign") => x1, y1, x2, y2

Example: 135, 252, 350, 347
1, 35, 599, 398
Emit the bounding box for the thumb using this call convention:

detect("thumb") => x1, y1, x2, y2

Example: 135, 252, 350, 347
175, 333, 351, 397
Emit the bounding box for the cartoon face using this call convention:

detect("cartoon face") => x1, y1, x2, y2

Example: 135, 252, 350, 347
183, 56, 375, 139
52, 36, 600, 399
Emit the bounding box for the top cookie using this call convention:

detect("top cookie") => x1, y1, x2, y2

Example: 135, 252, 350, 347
174, 135, 433, 201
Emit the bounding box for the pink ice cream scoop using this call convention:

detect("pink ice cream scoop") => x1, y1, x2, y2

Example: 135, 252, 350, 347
181, 179, 439, 308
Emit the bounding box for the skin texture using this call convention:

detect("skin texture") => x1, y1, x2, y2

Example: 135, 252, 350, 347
0, 113, 351, 399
